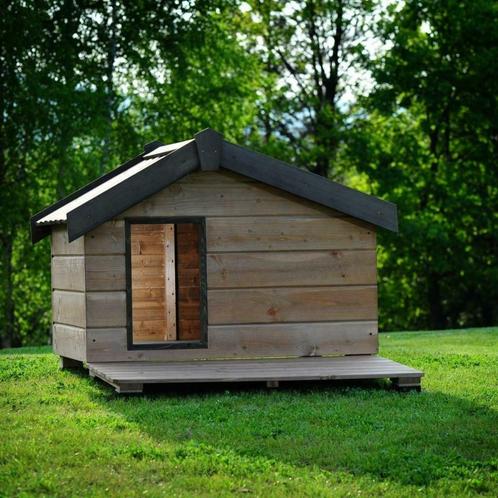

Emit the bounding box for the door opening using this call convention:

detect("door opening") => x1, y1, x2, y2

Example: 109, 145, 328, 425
126, 219, 206, 349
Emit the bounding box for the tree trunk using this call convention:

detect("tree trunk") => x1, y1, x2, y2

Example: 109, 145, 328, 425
101, 0, 117, 175
1, 233, 17, 348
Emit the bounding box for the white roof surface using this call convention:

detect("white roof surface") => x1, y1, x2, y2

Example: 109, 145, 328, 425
37, 139, 193, 225
143, 139, 193, 158
37, 155, 165, 224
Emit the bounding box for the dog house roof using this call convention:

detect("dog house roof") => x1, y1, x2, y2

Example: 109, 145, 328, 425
31, 128, 398, 243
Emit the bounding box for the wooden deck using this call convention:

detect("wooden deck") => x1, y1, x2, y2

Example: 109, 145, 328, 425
88, 355, 423, 393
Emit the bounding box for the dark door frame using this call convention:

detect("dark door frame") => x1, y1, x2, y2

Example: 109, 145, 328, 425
124, 217, 208, 350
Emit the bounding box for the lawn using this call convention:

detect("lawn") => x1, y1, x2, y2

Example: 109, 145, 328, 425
0, 328, 497, 497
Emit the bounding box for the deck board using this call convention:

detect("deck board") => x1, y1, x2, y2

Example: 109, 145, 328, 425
88, 355, 423, 390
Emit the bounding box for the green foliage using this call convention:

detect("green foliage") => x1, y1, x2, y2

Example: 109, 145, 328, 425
1, 328, 497, 496
244, 0, 377, 178
0, 0, 497, 346
345, 0, 498, 330
0, 1, 260, 347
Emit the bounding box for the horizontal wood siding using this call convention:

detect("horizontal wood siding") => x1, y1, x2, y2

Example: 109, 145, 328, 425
51, 225, 84, 256
86, 255, 126, 291
209, 322, 378, 357
52, 290, 86, 328
52, 324, 86, 361
207, 216, 375, 252
85, 221, 125, 255
83, 169, 378, 361
207, 250, 376, 288
120, 171, 335, 219
86, 292, 127, 328
84, 221, 128, 358
51, 227, 87, 360
208, 286, 377, 325
86, 321, 377, 362
52, 256, 85, 291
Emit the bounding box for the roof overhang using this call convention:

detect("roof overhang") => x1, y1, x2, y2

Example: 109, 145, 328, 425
31, 128, 398, 244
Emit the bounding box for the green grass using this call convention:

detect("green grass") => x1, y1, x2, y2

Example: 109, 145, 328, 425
1, 328, 497, 497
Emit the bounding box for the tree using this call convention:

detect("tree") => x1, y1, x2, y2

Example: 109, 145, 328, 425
244, 0, 376, 178
348, 0, 498, 330
0, 1, 94, 347
0, 0, 261, 347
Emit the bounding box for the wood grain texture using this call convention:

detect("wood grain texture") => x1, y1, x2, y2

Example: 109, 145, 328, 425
86, 291, 126, 328
206, 216, 375, 252
86, 321, 377, 362
85, 255, 126, 291
208, 322, 378, 356
207, 250, 376, 288
164, 224, 177, 340
164, 171, 256, 184
176, 223, 201, 340
208, 286, 377, 325
52, 290, 86, 328
88, 356, 423, 386
51, 225, 84, 256
52, 256, 85, 291
120, 171, 335, 219
85, 221, 125, 255
132, 320, 167, 341
60, 169, 382, 361
130, 224, 169, 340
52, 324, 86, 361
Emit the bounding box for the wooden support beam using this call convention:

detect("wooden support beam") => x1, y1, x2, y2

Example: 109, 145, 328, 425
115, 382, 144, 394
390, 376, 422, 392
266, 380, 279, 388
59, 356, 83, 370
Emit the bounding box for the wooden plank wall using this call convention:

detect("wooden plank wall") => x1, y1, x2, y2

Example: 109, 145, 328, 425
130, 224, 176, 342
86, 171, 378, 362
176, 223, 201, 340
51, 226, 87, 360
164, 225, 177, 340
84, 221, 127, 356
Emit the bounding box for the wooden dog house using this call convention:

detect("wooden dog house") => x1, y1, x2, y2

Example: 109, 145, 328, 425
31, 128, 423, 393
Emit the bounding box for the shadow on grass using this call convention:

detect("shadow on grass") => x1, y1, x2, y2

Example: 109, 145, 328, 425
89, 375, 498, 488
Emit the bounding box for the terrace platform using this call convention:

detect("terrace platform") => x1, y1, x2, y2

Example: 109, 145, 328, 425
88, 355, 423, 393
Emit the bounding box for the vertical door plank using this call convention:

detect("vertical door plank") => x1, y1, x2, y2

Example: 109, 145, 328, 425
177, 223, 201, 340
164, 224, 177, 340
131, 224, 168, 342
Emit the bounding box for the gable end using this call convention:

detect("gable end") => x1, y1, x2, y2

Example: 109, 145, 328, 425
31, 127, 398, 244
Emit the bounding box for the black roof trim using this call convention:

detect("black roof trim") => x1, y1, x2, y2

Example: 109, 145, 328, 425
66, 140, 199, 241
194, 128, 222, 171
31, 127, 398, 245
221, 141, 398, 232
